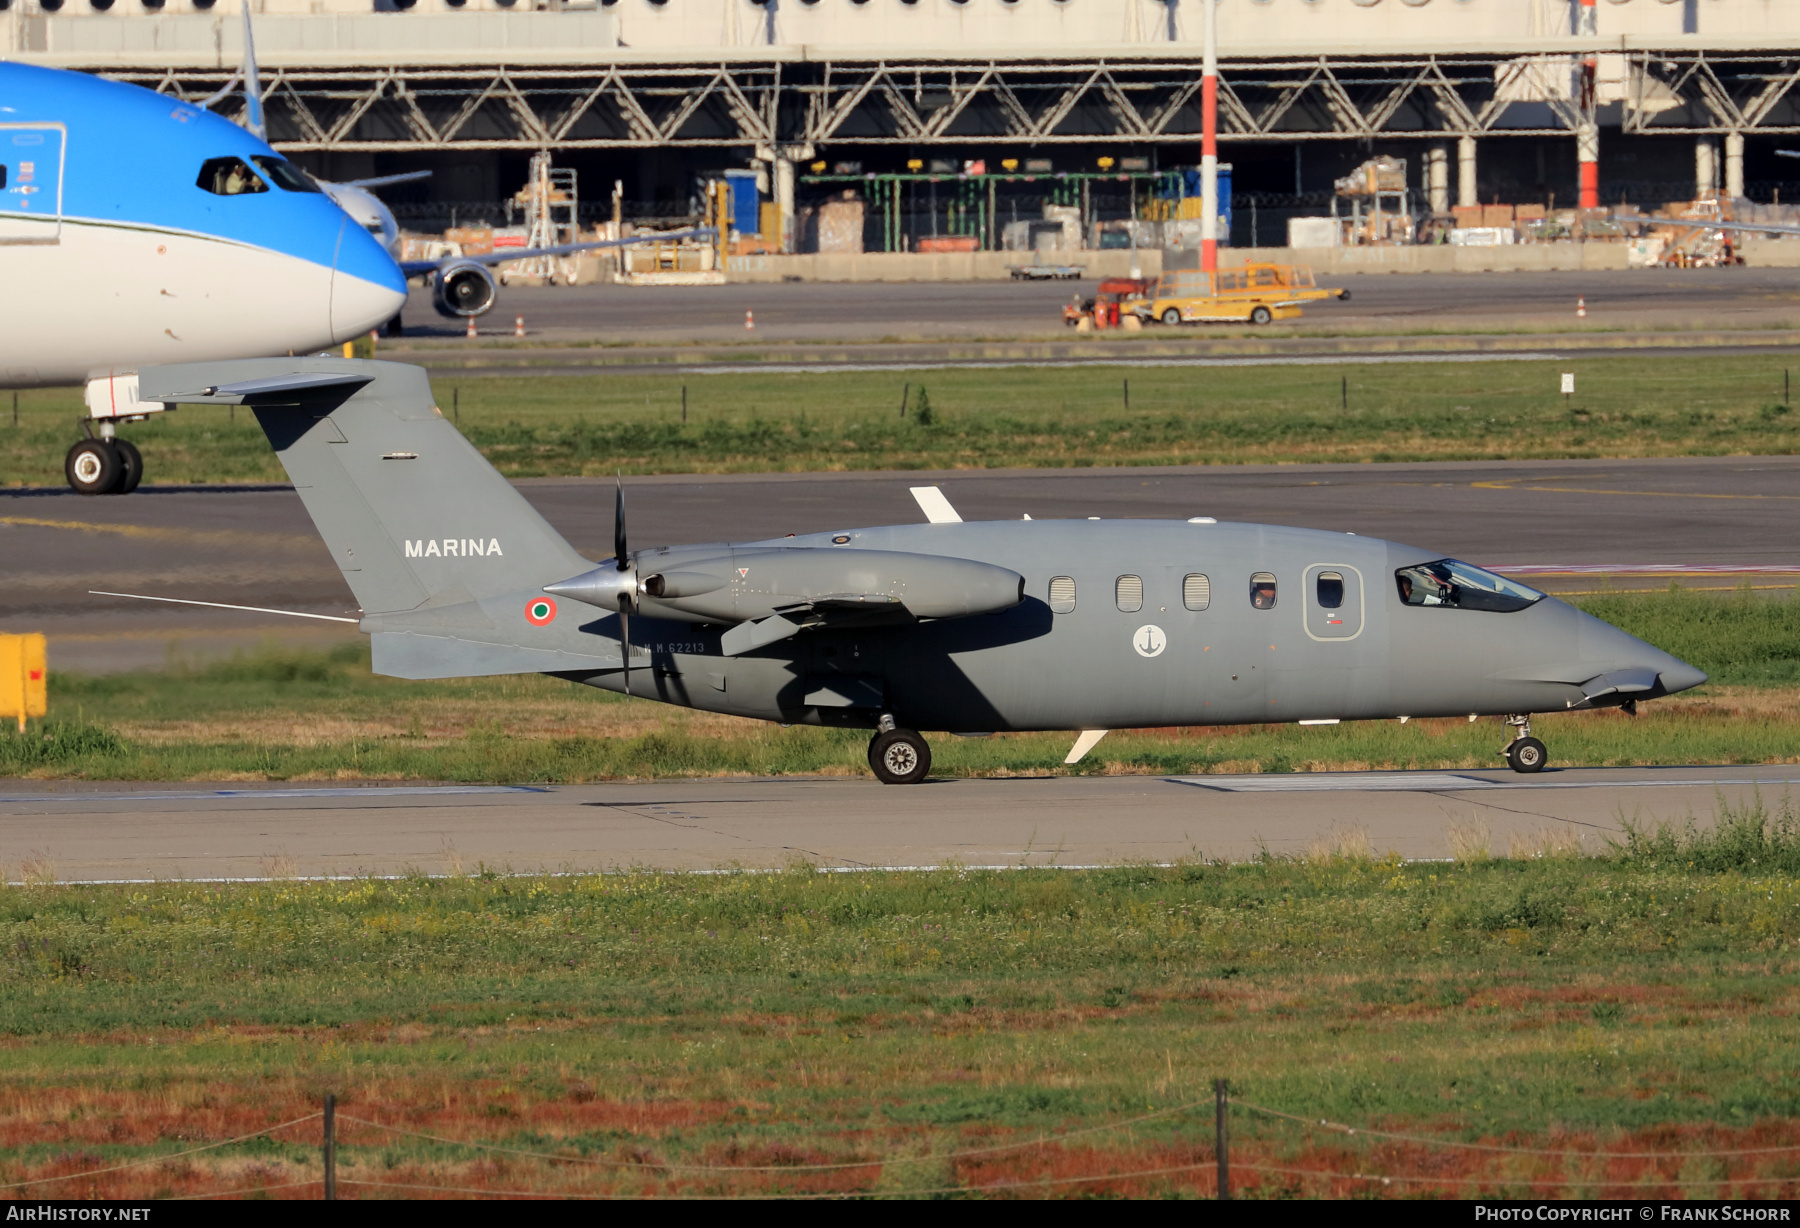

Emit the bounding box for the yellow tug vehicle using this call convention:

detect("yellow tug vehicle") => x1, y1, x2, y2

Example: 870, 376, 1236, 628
1132, 262, 1348, 326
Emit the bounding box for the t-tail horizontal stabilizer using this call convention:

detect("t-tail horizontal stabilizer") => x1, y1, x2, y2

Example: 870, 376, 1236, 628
135, 360, 595, 660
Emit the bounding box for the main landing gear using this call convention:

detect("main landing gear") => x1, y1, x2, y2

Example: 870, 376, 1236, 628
65, 431, 143, 496
868, 715, 931, 785
1501, 715, 1547, 774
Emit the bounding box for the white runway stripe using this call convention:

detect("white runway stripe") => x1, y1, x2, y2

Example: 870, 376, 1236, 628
1167, 773, 1799, 793
680, 353, 1563, 376
0, 785, 547, 804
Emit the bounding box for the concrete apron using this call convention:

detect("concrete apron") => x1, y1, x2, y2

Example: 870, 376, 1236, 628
717, 237, 1800, 282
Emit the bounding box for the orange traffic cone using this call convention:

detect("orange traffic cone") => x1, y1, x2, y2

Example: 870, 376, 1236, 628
1576, 296, 1587, 319
745, 310, 755, 331
465, 316, 477, 339
514, 315, 525, 338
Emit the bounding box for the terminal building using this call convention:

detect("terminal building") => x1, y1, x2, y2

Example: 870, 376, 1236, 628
8, 0, 1800, 252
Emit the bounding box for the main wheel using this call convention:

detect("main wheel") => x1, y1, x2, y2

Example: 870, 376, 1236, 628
868, 729, 932, 785
111, 439, 143, 494
1505, 736, 1548, 774
65, 440, 121, 496
1249, 305, 1274, 325
1160, 307, 1182, 326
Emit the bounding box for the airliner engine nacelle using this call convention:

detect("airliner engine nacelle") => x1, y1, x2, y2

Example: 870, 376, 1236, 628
431, 261, 498, 318
545, 548, 1026, 626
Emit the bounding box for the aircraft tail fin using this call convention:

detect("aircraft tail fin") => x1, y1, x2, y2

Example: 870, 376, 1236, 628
240, 0, 265, 140
135, 359, 592, 617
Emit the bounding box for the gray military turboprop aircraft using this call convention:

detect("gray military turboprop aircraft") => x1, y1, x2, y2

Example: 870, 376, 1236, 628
120, 358, 1708, 784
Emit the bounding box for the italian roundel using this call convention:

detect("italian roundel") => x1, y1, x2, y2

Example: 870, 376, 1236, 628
525, 597, 557, 626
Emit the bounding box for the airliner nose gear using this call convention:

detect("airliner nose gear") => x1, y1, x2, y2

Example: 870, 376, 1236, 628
65, 439, 119, 496
65, 437, 144, 495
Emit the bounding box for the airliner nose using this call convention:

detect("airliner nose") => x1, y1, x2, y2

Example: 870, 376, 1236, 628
329, 217, 409, 341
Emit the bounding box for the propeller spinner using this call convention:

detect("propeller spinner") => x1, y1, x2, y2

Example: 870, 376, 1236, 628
542, 477, 639, 694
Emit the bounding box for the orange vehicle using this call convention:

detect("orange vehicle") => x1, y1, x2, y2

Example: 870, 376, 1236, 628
1132, 263, 1347, 325
1063, 276, 1154, 327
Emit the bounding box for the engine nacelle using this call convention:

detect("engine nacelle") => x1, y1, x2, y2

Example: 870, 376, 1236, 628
546, 547, 1025, 627
431, 261, 498, 318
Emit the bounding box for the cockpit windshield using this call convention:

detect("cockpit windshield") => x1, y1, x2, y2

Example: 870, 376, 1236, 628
196, 156, 269, 196
1395, 559, 1543, 613
251, 156, 322, 193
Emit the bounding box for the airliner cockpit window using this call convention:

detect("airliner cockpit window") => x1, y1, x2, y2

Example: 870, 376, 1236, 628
251, 157, 322, 193
1395, 559, 1543, 613
196, 157, 269, 196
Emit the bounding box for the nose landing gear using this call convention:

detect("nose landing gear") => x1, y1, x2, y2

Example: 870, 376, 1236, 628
1501, 715, 1547, 774
868, 714, 931, 785
64, 432, 143, 496
71, 376, 158, 495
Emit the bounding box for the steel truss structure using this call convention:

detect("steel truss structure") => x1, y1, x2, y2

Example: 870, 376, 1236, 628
108, 51, 1800, 153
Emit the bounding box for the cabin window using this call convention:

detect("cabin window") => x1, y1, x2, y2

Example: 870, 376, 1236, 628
1316, 571, 1345, 610
251, 157, 322, 193
1249, 572, 1277, 610
196, 157, 269, 196
0, 166, 6, 190
1395, 559, 1543, 613
1047, 576, 1076, 614
1183, 573, 1210, 611
1115, 575, 1143, 613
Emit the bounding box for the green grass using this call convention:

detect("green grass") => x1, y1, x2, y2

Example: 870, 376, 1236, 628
5, 589, 1797, 783
7, 805, 1800, 1197
5, 354, 1800, 484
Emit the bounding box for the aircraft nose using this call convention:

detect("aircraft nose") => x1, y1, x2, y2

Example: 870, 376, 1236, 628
1657, 659, 1708, 696
1576, 607, 1707, 697
329, 218, 408, 341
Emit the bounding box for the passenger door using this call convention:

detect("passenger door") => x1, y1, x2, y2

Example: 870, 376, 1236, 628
0, 124, 65, 245
1303, 564, 1363, 641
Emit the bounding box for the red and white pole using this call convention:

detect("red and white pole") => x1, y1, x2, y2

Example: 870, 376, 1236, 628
1201, 0, 1219, 275
1577, 0, 1599, 210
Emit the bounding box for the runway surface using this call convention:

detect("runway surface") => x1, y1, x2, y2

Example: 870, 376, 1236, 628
392, 267, 1800, 349
2, 766, 1789, 882
9, 455, 1799, 672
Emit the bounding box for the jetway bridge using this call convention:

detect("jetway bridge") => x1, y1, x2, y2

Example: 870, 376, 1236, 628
11, 1, 1800, 218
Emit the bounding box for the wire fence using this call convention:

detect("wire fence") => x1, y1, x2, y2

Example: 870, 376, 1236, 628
16, 1086, 1800, 1200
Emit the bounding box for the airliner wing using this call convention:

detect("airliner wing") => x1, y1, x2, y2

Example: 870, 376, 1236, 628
398, 228, 717, 277
343, 171, 433, 191
1612, 211, 1800, 238
1681, 218, 1800, 238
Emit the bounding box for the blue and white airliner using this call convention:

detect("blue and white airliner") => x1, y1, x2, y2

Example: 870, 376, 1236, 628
0, 61, 404, 492
0, 54, 710, 495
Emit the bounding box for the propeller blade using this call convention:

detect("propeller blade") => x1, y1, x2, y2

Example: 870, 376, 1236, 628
619, 599, 631, 698
613, 474, 633, 696
613, 477, 628, 570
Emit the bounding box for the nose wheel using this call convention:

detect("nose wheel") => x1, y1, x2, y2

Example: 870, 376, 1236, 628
65, 438, 142, 496
1501, 715, 1548, 774
868, 727, 931, 785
